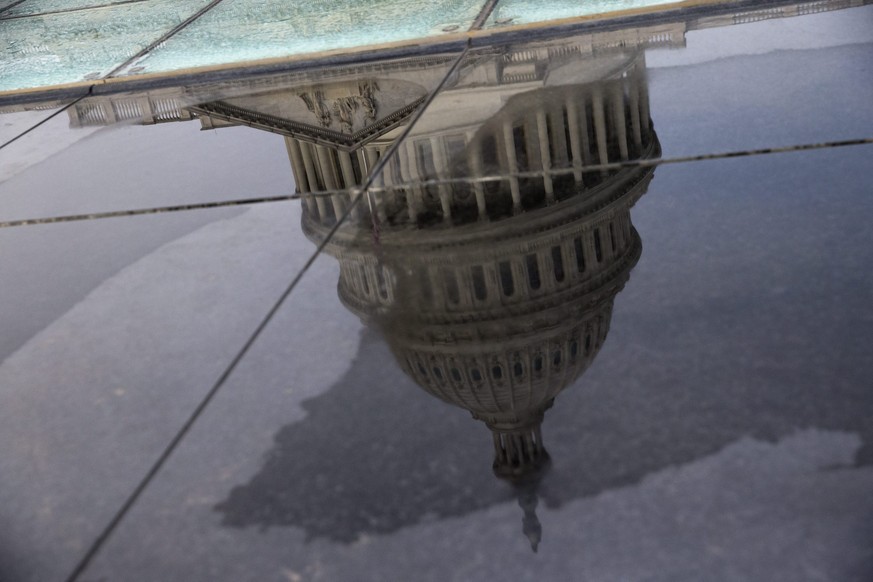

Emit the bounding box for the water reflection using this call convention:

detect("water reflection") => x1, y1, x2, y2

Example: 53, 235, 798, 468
303, 49, 656, 464
2, 23, 669, 551
202, 39, 873, 553
46, 31, 665, 549
294, 47, 659, 548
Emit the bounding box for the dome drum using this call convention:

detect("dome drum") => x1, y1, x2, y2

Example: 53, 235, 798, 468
333, 223, 642, 324
391, 308, 612, 417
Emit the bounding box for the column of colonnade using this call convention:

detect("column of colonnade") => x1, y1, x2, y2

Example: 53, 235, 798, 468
287, 136, 397, 225
296, 56, 653, 228
383, 57, 653, 225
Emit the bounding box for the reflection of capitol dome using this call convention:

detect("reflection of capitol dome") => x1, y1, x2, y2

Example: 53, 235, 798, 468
302, 49, 660, 481
315, 162, 653, 479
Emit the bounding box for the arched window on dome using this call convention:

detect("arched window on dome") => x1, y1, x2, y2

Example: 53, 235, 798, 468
593, 228, 604, 263
499, 261, 515, 297
491, 365, 504, 381
442, 268, 460, 305
513, 361, 524, 378
532, 354, 544, 377
574, 237, 586, 273
570, 339, 579, 360
551, 246, 565, 283
584, 332, 592, 355
471, 368, 483, 383
552, 349, 562, 368
609, 222, 617, 256
471, 266, 487, 302
432, 366, 446, 385
450, 367, 463, 383
526, 254, 541, 291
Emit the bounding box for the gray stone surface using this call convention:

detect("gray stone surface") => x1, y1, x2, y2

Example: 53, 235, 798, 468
0, 121, 289, 364
76, 146, 873, 581
0, 7, 871, 581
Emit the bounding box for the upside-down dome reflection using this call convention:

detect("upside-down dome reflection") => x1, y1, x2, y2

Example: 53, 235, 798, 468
34, 28, 671, 549
302, 49, 660, 486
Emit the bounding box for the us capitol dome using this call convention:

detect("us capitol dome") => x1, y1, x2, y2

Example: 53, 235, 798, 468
299, 47, 660, 481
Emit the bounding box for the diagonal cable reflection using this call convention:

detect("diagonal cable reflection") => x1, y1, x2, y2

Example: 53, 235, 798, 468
3, 136, 871, 229
0, 92, 91, 151
62, 41, 472, 582
0, 0, 152, 21
0, 0, 27, 15
0, 0, 225, 152
104, 0, 227, 78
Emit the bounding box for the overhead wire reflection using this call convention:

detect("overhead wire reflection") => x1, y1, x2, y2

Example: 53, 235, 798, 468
2, 137, 871, 229
61, 39, 472, 582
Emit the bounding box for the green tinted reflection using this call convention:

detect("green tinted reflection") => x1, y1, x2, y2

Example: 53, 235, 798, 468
0, 0, 212, 92
2, 0, 150, 17
114, 0, 486, 76
486, 0, 678, 27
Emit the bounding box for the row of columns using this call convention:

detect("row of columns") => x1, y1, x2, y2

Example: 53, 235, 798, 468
296, 64, 652, 228
396, 70, 651, 224
286, 136, 397, 225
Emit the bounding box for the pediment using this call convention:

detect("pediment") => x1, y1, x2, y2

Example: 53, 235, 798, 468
191, 78, 428, 150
